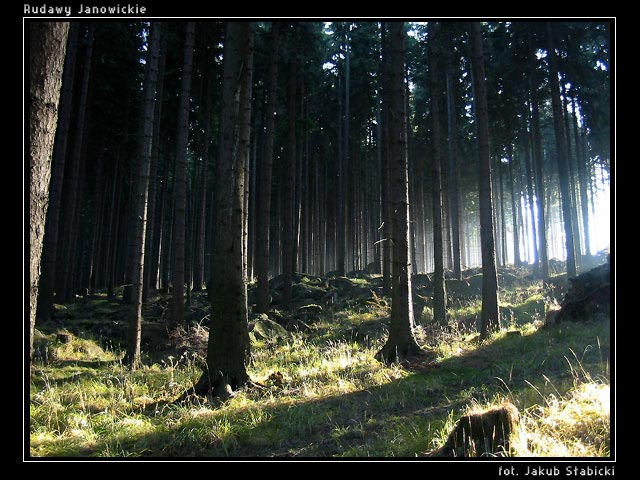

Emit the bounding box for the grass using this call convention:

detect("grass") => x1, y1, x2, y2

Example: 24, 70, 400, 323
28, 277, 611, 458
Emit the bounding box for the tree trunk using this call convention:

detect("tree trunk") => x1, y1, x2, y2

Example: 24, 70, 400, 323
281, 25, 298, 312
29, 22, 69, 357
522, 121, 538, 270
256, 23, 280, 313
170, 22, 195, 330
123, 22, 161, 369
57, 24, 93, 304
380, 22, 392, 296
561, 80, 582, 271
546, 22, 577, 278
445, 28, 463, 280
143, 25, 167, 301
192, 76, 213, 292
498, 163, 508, 266
470, 22, 500, 339
428, 23, 447, 325
507, 143, 521, 267
571, 96, 591, 258
189, 22, 254, 398
375, 22, 424, 364
528, 27, 549, 279
36, 23, 77, 322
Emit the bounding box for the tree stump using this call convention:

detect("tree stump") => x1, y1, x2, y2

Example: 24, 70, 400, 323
435, 402, 520, 457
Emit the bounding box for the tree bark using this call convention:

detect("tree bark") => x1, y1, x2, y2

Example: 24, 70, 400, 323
561, 80, 582, 270
170, 22, 195, 330
281, 25, 298, 311
470, 22, 500, 339
143, 25, 167, 301
36, 23, 77, 322
192, 75, 213, 292
507, 143, 521, 267
428, 22, 447, 325
57, 24, 93, 304
380, 22, 392, 296
571, 96, 591, 258
528, 27, 549, 279
522, 121, 538, 270
189, 22, 254, 398
546, 22, 577, 278
375, 22, 424, 364
29, 22, 69, 357
123, 22, 161, 369
445, 27, 463, 280
256, 23, 281, 313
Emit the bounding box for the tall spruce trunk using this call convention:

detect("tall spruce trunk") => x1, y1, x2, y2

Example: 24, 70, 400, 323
256, 23, 280, 313
445, 28, 463, 280
561, 81, 582, 270
123, 22, 161, 369
429, 23, 447, 325
29, 22, 69, 357
143, 26, 167, 301
522, 122, 538, 270
375, 22, 424, 364
571, 96, 591, 258
380, 22, 392, 296
57, 24, 93, 304
170, 22, 195, 330
547, 23, 577, 278
507, 143, 521, 267
189, 22, 254, 398
528, 27, 549, 279
470, 22, 500, 339
37, 23, 77, 322
281, 26, 297, 312
192, 76, 214, 292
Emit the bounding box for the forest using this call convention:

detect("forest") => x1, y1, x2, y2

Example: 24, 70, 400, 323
28, 20, 611, 459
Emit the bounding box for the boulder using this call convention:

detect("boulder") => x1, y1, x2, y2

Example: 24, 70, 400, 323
328, 276, 355, 292
412, 273, 432, 287
364, 262, 380, 274
252, 318, 290, 342
547, 256, 610, 325
347, 270, 370, 279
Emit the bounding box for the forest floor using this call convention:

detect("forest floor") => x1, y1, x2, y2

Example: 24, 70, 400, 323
29, 263, 611, 457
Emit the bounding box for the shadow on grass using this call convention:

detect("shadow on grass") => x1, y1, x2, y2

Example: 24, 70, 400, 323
33, 319, 610, 458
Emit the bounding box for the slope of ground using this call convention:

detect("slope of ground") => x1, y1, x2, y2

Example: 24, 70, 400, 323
29, 268, 611, 457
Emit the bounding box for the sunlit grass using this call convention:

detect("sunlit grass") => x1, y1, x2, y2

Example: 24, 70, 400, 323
29, 278, 610, 458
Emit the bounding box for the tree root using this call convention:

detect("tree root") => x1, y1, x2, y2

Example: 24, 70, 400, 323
375, 340, 432, 366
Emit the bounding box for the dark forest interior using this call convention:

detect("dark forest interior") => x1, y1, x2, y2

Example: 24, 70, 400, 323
28, 20, 612, 458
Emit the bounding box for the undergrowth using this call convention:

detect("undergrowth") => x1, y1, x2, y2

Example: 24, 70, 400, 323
29, 277, 611, 458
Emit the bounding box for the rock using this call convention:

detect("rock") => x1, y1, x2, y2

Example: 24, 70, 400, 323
349, 319, 389, 343
324, 270, 341, 278
548, 256, 610, 325
269, 273, 286, 290
296, 304, 323, 316
434, 403, 520, 457
283, 318, 313, 333
252, 318, 290, 342
412, 273, 432, 287
56, 331, 73, 344
364, 262, 380, 274
292, 283, 325, 301
347, 270, 369, 279
328, 277, 354, 292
